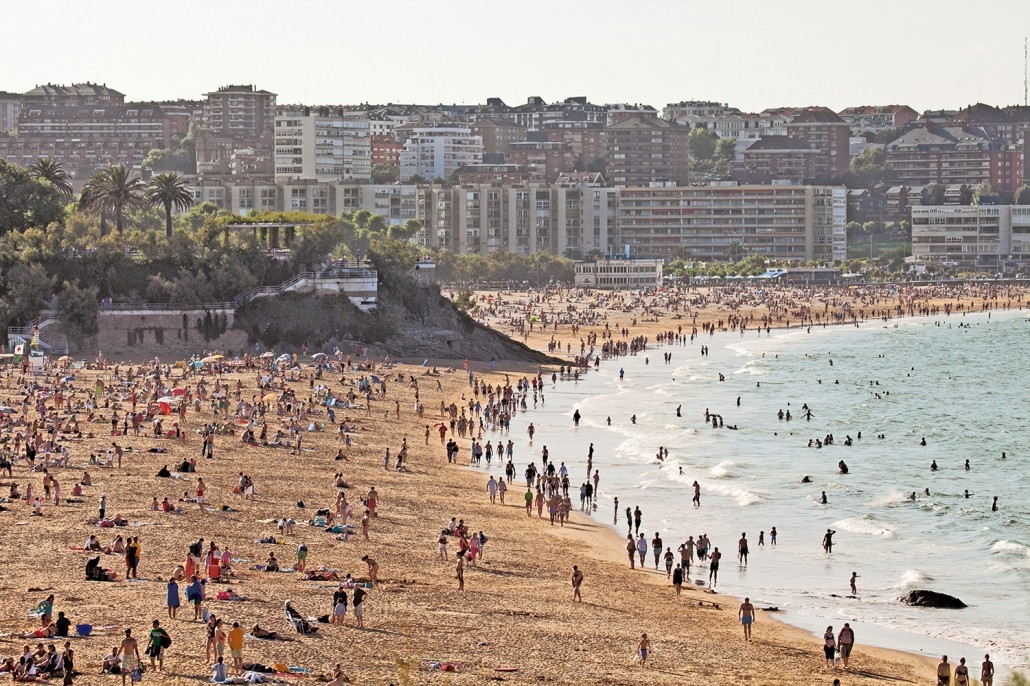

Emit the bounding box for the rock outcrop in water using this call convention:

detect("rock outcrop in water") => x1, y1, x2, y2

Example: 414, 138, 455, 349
899, 590, 967, 609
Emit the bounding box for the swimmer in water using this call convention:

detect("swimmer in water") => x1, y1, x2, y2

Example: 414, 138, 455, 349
820, 491, 828, 504
964, 459, 970, 471
801, 476, 812, 483
908, 492, 917, 501
992, 497, 998, 512
920, 437, 927, 446
930, 460, 938, 471
924, 488, 931, 496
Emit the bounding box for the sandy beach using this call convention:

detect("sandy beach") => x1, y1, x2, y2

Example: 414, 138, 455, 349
0, 292, 981, 684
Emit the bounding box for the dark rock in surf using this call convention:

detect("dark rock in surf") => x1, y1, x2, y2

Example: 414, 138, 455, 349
899, 590, 967, 609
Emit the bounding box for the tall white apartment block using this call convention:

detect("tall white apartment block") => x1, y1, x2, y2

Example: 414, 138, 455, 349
399, 125, 482, 182
274, 109, 371, 183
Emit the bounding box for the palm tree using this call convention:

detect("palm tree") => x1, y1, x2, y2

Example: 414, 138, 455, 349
145, 172, 194, 239
78, 166, 146, 234
28, 157, 73, 196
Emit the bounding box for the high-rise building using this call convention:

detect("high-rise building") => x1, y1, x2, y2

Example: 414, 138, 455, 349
274, 109, 371, 182
0, 92, 22, 134
603, 115, 690, 186
399, 125, 482, 182
202, 85, 276, 139
785, 107, 851, 181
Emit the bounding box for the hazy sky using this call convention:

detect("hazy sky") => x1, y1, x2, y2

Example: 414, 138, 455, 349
7, 0, 1030, 113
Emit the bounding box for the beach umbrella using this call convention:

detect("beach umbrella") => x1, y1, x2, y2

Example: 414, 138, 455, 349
157, 396, 176, 404
0, 406, 16, 414
58, 355, 71, 362
262, 392, 279, 403
211, 354, 224, 360
370, 375, 382, 384
311, 352, 327, 360
157, 401, 172, 415
171, 388, 187, 396
201, 356, 219, 364
259, 351, 274, 359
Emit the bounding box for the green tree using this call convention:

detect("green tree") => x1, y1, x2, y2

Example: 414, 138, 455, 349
0, 159, 67, 233
921, 183, 946, 206
55, 280, 100, 349
79, 166, 147, 234
848, 148, 893, 189
145, 172, 194, 239
1015, 185, 1030, 205
370, 165, 399, 184
972, 182, 993, 205
27, 157, 74, 197
0, 263, 57, 327
142, 147, 194, 174
688, 127, 719, 164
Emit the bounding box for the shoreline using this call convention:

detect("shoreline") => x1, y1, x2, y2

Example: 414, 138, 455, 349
472, 301, 1024, 679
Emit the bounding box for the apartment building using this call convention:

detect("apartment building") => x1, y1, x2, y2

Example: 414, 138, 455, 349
614, 184, 846, 262
185, 179, 417, 225
885, 125, 1022, 192
603, 115, 690, 186
784, 107, 851, 181
202, 85, 276, 139
741, 137, 818, 181
22, 82, 125, 107
471, 118, 527, 155
505, 141, 576, 183
837, 105, 919, 134
0, 92, 21, 133
416, 182, 616, 256
542, 120, 604, 165
0, 101, 190, 177
911, 205, 1030, 266
399, 125, 483, 181
274, 109, 371, 183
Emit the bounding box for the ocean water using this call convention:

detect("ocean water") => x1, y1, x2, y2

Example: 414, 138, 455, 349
492, 309, 1030, 672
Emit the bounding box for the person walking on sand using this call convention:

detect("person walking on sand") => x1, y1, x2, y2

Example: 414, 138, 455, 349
738, 597, 755, 641
823, 626, 837, 669
148, 619, 169, 672
981, 654, 994, 686
626, 535, 636, 569
116, 628, 141, 686
636, 633, 651, 667
838, 623, 855, 670
849, 572, 859, 595
954, 657, 970, 686
635, 534, 648, 568
937, 655, 951, 685
571, 565, 584, 602
455, 553, 465, 591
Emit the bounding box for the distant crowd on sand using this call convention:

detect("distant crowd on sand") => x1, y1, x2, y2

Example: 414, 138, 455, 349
470, 281, 1028, 343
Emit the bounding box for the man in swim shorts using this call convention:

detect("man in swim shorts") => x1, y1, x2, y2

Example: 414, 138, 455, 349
837, 622, 855, 669
738, 597, 755, 641
117, 628, 141, 686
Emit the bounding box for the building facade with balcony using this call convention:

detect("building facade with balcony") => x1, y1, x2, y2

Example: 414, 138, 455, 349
603, 115, 690, 186
202, 85, 276, 140
613, 184, 846, 262
911, 205, 1030, 267
274, 109, 371, 183
885, 125, 1022, 192
399, 125, 483, 181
